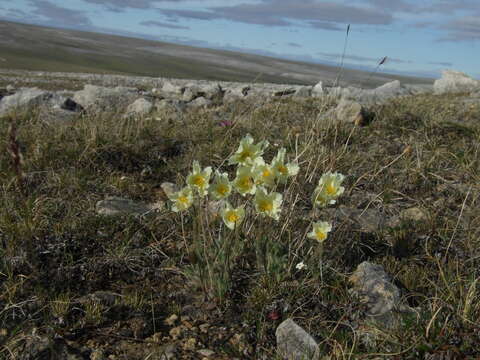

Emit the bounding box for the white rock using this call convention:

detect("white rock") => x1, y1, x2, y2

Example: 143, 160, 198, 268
162, 81, 185, 96
294, 86, 313, 97
73, 84, 138, 112
334, 99, 365, 124
125, 98, 153, 117
187, 97, 212, 109
0, 87, 52, 117
312, 81, 324, 96
434, 70, 480, 94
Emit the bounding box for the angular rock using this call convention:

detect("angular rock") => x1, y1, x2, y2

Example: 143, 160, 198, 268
95, 196, 162, 218
371, 80, 410, 101
200, 83, 224, 101
312, 81, 324, 96
187, 96, 212, 109
334, 99, 367, 125
276, 318, 320, 360
294, 86, 313, 97
72, 84, 138, 112
162, 81, 185, 97
156, 99, 187, 113
273, 88, 296, 97
125, 98, 153, 117
349, 262, 416, 328
434, 70, 480, 94
38, 95, 84, 124
0, 87, 53, 117
223, 85, 250, 102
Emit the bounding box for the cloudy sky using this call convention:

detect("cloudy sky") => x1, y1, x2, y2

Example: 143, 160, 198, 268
1, 0, 479, 79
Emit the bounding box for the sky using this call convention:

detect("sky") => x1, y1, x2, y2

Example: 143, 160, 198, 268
0, 0, 479, 79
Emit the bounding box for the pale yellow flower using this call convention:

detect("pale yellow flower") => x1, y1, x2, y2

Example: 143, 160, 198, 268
254, 187, 282, 220
208, 170, 232, 200
307, 221, 332, 243
233, 166, 256, 196
228, 133, 268, 166
252, 159, 276, 188
312, 171, 345, 207
168, 186, 194, 212
221, 202, 245, 230
186, 160, 212, 197
271, 148, 299, 184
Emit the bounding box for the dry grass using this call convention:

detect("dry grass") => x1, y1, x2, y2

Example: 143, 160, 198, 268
0, 89, 479, 359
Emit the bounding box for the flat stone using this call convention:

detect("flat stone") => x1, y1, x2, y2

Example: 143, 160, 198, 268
0, 87, 53, 117
95, 196, 162, 218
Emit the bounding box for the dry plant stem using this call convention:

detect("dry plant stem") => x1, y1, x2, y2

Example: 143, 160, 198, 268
444, 186, 471, 258
7, 119, 26, 195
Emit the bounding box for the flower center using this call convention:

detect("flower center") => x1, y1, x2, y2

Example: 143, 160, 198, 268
259, 200, 273, 212
277, 164, 287, 175
192, 175, 205, 187
315, 230, 327, 241
262, 169, 272, 178
217, 184, 229, 195
239, 149, 253, 161
239, 177, 253, 189
178, 196, 189, 204
326, 183, 336, 195
227, 212, 239, 223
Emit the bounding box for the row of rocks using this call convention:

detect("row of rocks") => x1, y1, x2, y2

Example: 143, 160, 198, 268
1, 70, 479, 124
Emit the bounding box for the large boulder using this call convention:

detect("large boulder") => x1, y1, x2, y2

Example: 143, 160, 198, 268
371, 80, 410, 101
0, 87, 53, 117
72, 84, 138, 112
434, 70, 480, 94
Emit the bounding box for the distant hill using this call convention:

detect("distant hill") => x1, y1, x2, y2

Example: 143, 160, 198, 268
0, 20, 432, 87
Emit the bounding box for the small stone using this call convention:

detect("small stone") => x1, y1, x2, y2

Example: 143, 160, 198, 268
197, 349, 215, 357
400, 207, 428, 222
276, 319, 320, 360
183, 338, 197, 351
199, 323, 210, 333
164, 314, 178, 326
90, 349, 105, 360
169, 326, 183, 339
95, 196, 158, 218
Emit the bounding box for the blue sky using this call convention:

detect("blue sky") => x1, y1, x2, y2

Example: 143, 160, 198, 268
0, 0, 479, 79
